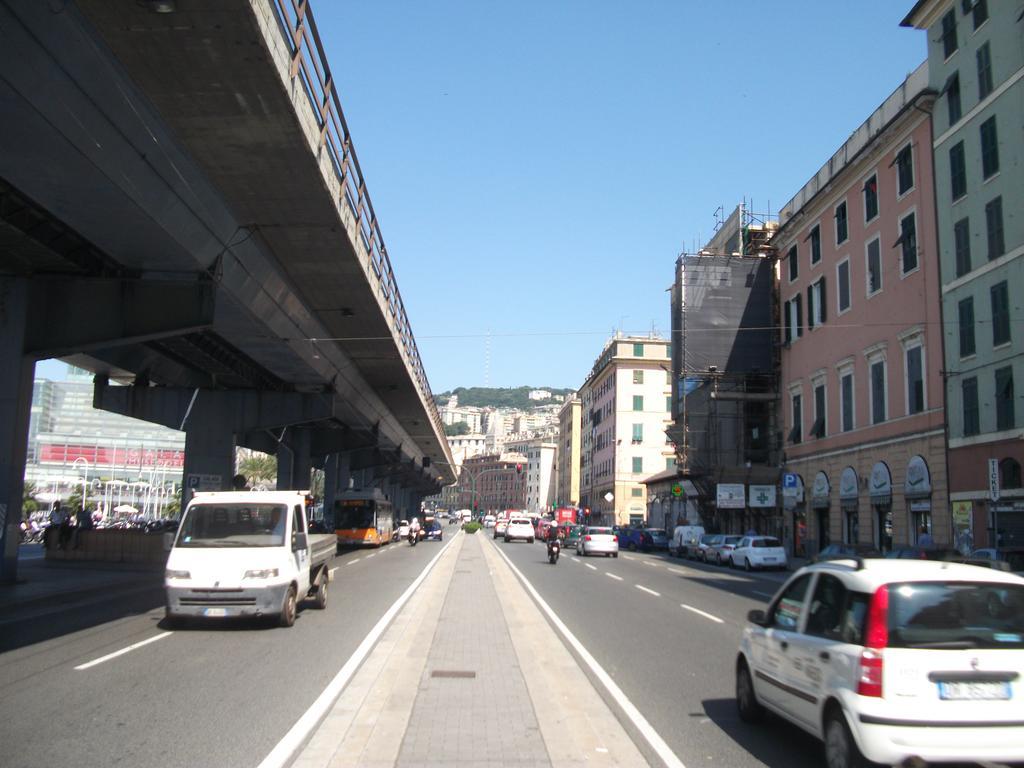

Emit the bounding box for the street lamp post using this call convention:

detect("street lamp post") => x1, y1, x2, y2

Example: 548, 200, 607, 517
71, 457, 89, 514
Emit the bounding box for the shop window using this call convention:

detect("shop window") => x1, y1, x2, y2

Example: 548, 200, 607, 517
1000, 458, 1022, 490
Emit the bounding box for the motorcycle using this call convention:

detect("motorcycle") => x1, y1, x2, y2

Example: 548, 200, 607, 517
409, 530, 418, 547
547, 537, 560, 564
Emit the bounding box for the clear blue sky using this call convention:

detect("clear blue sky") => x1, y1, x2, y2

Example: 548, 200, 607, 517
41, 3, 928, 393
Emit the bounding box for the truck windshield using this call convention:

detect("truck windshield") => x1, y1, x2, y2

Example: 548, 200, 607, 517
176, 503, 289, 548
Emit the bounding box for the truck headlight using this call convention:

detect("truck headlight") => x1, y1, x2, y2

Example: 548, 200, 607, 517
165, 569, 191, 579
243, 568, 279, 579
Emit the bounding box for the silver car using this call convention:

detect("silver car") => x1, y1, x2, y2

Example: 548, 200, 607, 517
576, 526, 619, 558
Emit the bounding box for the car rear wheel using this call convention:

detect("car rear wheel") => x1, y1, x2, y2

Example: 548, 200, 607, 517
824, 707, 874, 768
735, 659, 764, 723
628, 543, 637, 552
612, 552, 618, 558
744, 557, 752, 572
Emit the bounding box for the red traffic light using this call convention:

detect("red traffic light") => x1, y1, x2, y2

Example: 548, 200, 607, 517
515, 463, 523, 474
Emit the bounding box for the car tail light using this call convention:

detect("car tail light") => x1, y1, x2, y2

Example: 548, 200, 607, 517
584, 535, 591, 541
857, 585, 889, 697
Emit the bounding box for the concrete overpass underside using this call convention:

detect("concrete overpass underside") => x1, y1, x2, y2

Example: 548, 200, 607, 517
0, 0, 453, 582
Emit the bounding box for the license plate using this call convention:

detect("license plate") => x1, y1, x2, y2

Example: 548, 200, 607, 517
203, 607, 228, 617
764, 557, 777, 562
938, 681, 1010, 700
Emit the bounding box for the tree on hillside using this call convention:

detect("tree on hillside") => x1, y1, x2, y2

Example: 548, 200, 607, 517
444, 421, 471, 436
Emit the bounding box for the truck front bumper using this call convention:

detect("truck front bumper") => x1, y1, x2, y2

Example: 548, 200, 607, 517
165, 582, 289, 619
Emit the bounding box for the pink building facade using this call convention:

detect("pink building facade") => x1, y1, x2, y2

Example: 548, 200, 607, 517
775, 63, 950, 557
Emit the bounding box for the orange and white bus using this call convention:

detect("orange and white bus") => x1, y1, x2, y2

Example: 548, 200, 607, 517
333, 489, 394, 548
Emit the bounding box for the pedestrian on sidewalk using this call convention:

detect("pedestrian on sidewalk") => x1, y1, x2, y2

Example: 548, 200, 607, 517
74, 504, 93, 549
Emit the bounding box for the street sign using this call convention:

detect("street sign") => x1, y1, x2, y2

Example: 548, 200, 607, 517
748, 485, 776, 508
989, 458, 1000, 502
717, 483, 745, 509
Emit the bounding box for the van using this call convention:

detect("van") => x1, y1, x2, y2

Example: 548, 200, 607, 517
669, 525, 705, 558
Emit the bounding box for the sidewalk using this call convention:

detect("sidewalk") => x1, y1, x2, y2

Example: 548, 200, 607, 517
293, 531, 649, 768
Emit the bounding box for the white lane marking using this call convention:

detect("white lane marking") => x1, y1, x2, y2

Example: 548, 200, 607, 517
681, 604, 724, 624
570, 557, 582, 563
605, 573, 623, 581
636, 585, 661, 597
642, 561, 658, 567
365, 553, 376, 559
257, 533, 459, 768
492, 545, 686, 768
75, 633, 172, 671
753, 591, 775, 599
667, 567, 688, 575
585, 563, 597, 571
622, 555, 637, 560
346, 558, 361, 565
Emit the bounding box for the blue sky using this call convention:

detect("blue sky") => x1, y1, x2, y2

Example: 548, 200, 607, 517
41, 2, 929, 392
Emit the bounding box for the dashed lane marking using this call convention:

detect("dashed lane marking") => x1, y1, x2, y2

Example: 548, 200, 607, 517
75, 633, 173, 671
667, 567, 688, 575
642, 561, 658, 567
636, 585, 661, 597
585, 563, 598, 571
681, 604, 724, 624
346, 558, 360, 565
606, 573, 624, 581
753, 591, 775, 599
622, 555, 637, 560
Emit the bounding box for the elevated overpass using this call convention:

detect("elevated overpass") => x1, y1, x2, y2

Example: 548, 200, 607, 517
0, 0, 454, 582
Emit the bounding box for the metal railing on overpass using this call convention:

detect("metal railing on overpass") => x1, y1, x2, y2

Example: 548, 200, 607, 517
268, 0, 444, 442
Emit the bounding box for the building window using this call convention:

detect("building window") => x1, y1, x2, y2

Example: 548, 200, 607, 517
949, 141, 967, 200
866, 237, 882, 295
633, 369, 644, 384
632, 423, 643, 444
941, 9, 957, 59
633, 395, 644, 411
666, 395, 672, 413
962, 377, 979, 436
946, 71, 962, 125
807, 277, 826, 329
631, 488, 643, 497
986, 196, 1004, 260
967, 0, 988, 28
958, 296, 976, 357
666, 457, 676, 471
840, 370, 854, 432
789, 392, 802, 445
897, 212, 918, 274
991, 281, 1010, 346
835, 201, 848, 245
980, 116, 999, 179
977, 42, 993, 100
1001, 458, 1022, 490
810, 225, 821, 265
788, 245, 798, 281
837, 259, 850, 314
863, 174, 878, 222
906, 345, 924, 415
954, 218, 972, 277
870, 359, 886, 425
811, 382, 826, 438
632, 457, 643, 473
633, 343, 644, 357
995, 366, 1015, 431
896, 144, 914, 196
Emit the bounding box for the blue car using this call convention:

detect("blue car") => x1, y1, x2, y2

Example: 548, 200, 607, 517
425, 521, 443, 541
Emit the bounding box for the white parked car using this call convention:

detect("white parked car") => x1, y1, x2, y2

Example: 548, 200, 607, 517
736, 558, 1024, 768
493, 518, 508, 539
576, 526, 619, 558
731, 536, 788, 571
504, 517, 534, 543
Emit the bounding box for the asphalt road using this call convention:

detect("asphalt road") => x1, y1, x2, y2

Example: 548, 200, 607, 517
493, 536, 824, 768
0, 537, 448, 768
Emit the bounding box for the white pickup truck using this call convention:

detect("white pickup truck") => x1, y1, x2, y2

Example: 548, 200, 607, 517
164, 490, 335, 627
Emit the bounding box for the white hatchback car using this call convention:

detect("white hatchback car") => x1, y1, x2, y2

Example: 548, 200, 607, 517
731, 535, 788, 571
736, 558, 1024, 768
504, 517, 534, 543
576, 526, 619, 558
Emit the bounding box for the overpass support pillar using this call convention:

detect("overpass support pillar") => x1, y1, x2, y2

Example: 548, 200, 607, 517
0, 279, 34, 584
182, 398, 237, 502
323, 452, 351, 519
277, 428, 311, 491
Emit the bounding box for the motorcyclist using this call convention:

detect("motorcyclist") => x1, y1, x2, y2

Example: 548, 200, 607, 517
409, 516, 421, 543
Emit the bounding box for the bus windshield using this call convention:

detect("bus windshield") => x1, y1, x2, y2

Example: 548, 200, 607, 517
335, 500, 374, 529
176, 503, 288, 548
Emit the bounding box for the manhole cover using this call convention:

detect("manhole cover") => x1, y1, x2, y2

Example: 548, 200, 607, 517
431, 670, 476, 679
454, 569, 471, 573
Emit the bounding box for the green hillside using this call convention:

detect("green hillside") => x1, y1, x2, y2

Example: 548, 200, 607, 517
434, 386, 574, 410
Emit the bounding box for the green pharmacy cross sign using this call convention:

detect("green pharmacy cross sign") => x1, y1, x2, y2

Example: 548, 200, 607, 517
671, 483, 684, 498
754, 489, 770, 506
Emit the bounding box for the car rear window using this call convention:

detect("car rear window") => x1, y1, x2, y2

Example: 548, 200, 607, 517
509, 519, 531, 525
886, 581, 1024, 649
588, 527, 612, 535
753, 538, 782, 548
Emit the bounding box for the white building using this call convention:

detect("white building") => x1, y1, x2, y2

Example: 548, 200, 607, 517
528, 389, 551, 401
503, 434, 557, 515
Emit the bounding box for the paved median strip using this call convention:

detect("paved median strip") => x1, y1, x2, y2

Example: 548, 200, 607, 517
681, 603, 724, 624
636, 585, 660, 597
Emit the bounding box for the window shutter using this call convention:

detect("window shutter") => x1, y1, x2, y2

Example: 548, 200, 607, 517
819, 277, 827, 323
807, 286, 815, 329
796, 295, 803, 336
784, 300, 792, 343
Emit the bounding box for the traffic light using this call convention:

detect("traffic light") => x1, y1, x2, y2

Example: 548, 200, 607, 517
515, 463, 523, 475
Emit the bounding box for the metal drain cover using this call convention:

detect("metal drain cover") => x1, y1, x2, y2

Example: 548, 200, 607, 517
431, 670, 476, 679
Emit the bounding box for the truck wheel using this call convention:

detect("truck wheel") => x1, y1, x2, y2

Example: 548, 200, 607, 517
314, 578, 328, 609
279, 586, 297, 627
